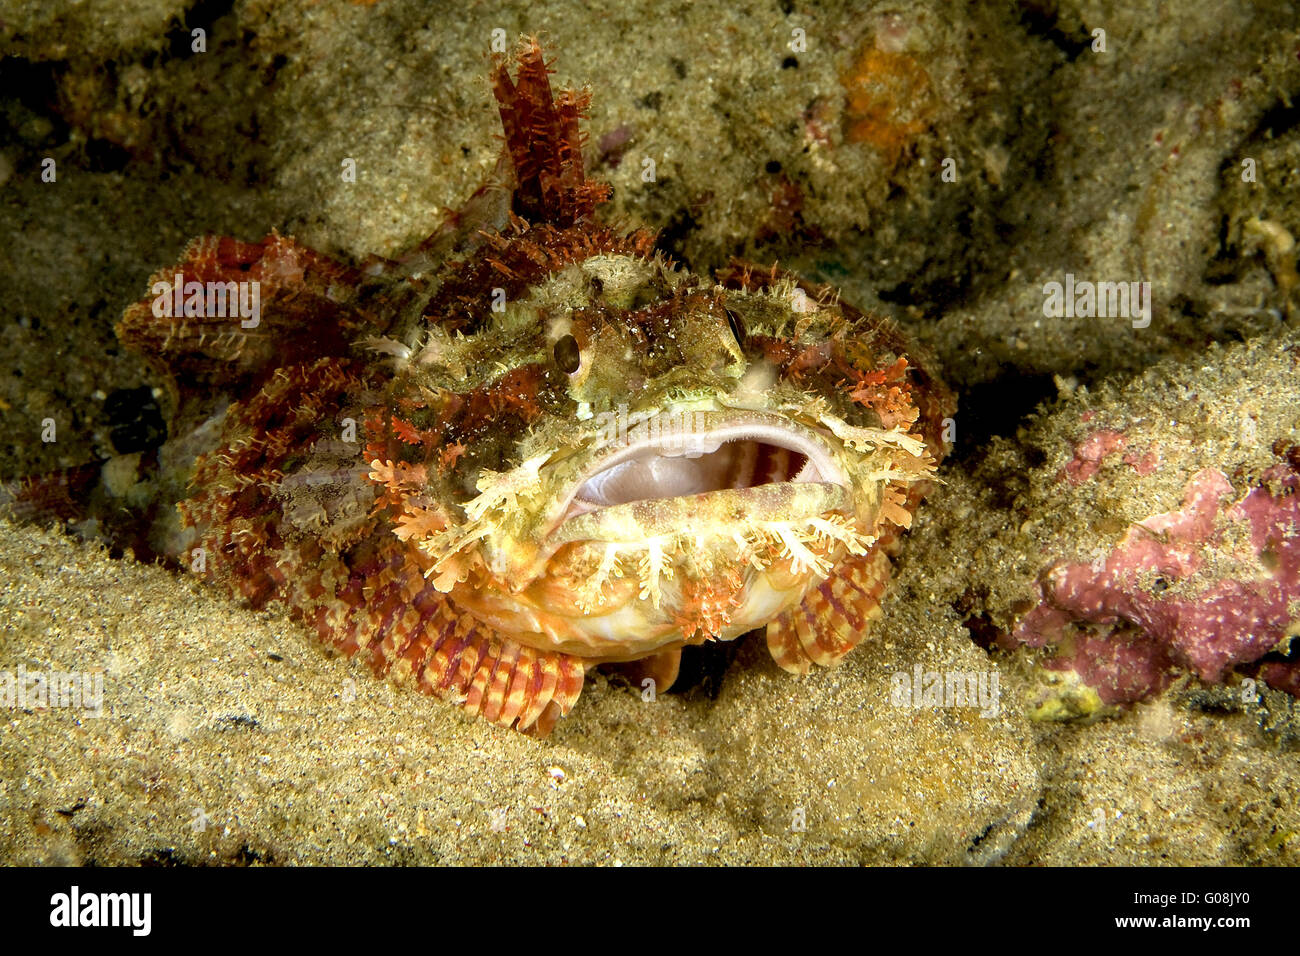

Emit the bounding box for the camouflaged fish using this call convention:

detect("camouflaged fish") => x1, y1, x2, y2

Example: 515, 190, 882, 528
10, 38, 954, 734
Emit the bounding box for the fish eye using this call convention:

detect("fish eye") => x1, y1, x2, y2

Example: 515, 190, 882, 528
724, 307, 746, 347
553, 333, 582, 373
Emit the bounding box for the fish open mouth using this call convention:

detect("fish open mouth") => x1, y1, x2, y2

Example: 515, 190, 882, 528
548, 411, 850, 537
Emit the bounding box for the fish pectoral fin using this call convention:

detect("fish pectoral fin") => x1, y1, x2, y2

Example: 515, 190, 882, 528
388, 601, 586, 736
765, 546, 892, 675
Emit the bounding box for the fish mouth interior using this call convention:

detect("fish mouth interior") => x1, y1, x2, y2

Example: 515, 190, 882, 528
562, 419, 843, 518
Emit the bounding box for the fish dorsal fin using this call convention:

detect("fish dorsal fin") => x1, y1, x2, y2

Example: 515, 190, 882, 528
491, 37, 611, 228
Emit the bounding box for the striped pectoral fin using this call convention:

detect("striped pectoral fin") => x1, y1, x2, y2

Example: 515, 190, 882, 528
294, 547, 585, 735
765, 545, 893, 675
380, 599, 586, 735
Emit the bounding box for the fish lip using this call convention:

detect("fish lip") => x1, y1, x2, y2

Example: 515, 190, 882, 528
542, 409, 848, 540
547, 481, 852, 551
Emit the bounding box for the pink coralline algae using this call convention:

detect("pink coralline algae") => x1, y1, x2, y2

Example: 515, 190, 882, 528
1061, 428, 1159, 484
1009, 465, 1300, 706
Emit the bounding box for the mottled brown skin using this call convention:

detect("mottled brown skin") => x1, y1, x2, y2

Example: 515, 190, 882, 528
11, 39, 953, 735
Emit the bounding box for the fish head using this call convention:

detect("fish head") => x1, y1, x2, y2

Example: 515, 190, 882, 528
370, 251, 944, 664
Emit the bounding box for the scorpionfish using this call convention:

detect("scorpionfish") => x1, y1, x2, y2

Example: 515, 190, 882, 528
13, 38, 954, 734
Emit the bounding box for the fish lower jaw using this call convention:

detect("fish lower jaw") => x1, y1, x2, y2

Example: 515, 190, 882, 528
549, 480, 855, 546
542, 503, 874, 623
